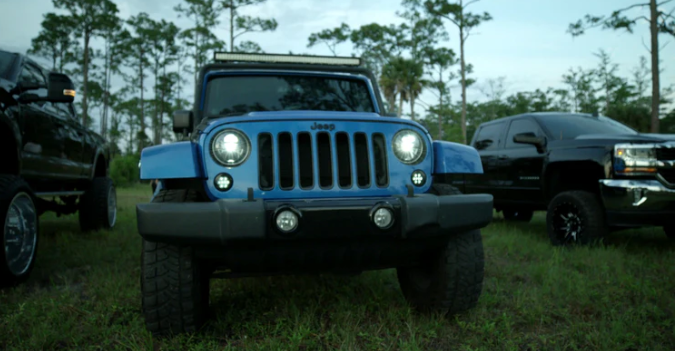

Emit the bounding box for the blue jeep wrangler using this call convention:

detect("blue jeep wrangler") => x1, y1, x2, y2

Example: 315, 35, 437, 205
137, 53, 494, 336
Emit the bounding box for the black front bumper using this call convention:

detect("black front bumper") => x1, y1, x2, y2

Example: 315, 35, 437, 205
136, 193, 494, 245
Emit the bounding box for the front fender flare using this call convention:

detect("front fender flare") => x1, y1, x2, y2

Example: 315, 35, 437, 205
140, 141, 205, 180
432, 141, 484, 175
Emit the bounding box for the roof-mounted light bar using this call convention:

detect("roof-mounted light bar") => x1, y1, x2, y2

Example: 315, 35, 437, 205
213, 52, 362, 66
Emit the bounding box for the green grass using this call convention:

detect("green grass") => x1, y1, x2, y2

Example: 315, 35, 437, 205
1, 186, 674, 351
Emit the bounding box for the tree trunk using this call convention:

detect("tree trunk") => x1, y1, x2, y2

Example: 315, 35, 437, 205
230, 1, 235, 52
139, 46, 146, 152
459, 26, 467, 144
438, 89, 443, 140
154, 61, 160, 145
82, 30, 91, 127
649, 0, 660, 133
410, 95, 416, 121
101, 38, 110, 139
398, 91, 404, 118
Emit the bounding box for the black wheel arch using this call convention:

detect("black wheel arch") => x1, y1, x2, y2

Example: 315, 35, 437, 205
0, 116, 21, 175
543, 160, 608, 202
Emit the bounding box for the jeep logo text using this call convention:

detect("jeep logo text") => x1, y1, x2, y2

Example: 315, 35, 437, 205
310, 122, 336, 131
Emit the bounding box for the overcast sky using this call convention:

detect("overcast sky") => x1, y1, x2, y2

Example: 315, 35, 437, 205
1, 0, 674, 119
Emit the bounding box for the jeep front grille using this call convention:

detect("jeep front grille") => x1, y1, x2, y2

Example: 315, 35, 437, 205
258, 132, 389, 191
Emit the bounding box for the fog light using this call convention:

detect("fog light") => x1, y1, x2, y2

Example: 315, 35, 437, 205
276, 210, 299, 233
411, 170, 426, 187
373, 207, 394, 229
214, 173, 233, 191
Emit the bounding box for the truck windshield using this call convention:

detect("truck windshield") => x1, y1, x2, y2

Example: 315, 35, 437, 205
203, 75, 376, 117
538, 115, 638, 140
0, 51, 16, 80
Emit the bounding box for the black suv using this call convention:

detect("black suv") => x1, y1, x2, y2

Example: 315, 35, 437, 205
450, 112, 675, 245
0, 49, 117, 287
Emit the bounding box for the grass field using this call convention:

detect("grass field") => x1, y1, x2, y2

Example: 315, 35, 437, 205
1, 185, 674, 351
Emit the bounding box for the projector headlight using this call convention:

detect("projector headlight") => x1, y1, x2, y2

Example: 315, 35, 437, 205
211, 129, 251, 167
392, 129, 426, 165
614, 143, 658, 176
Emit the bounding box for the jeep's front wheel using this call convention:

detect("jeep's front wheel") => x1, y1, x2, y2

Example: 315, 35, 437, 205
0, 175, 39, 288
546, 191, 607, 246
396, 229, 484, 316
79, 177, 117, 232
141, 189, 211, 336
141, 239, 210, 336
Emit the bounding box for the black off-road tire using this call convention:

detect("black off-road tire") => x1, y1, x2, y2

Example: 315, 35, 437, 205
79, 177, 116, 232
0, 175, 39, 288
141, 189, 211, 337
546, 191, 607, 246
397, 182, 484, 316
502, 208, 534, 222
664, 225, 675, 240
396, 229, 484, 316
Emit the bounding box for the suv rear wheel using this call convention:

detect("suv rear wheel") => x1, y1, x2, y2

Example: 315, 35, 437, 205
546, 191, 607, 246
396, 183, 484, 316
0, 175, 39, 288
79, 177, 117, 232
141, 189, 211, 336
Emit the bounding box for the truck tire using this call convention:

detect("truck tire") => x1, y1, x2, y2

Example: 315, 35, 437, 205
502, 208, 534, 222
141, 189, 210, 336
664, 225, 675, 239
546, 191, 607, 246
0, 175, 39, 288
397, 183, 484, 316
79, 177, 117, 232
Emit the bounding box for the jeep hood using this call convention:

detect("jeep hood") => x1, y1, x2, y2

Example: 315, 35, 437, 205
196, 110, 427, 135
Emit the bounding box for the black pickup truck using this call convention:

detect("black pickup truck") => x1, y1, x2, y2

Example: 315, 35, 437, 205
0, 49, 117, 287
449, 112, 675, 245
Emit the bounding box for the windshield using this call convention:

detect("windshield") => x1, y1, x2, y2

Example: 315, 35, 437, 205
538, 115, 638, 140
203, 74, 376, 117
0, 51, 16, 79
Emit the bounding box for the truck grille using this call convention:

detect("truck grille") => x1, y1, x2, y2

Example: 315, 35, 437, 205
659, 168, 675, 184
257, 132, 389, 191
656, 147, 675, 161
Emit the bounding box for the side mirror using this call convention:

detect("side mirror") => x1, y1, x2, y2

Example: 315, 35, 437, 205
46, 73, 76, 103
513, 132, 546, 152
173, 110, 193, 134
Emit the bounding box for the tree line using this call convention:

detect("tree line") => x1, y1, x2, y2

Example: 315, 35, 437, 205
25, 0, 675, 157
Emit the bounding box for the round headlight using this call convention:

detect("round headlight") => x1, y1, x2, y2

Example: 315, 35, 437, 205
211, 129, 251, 167
392, 129, 426, 165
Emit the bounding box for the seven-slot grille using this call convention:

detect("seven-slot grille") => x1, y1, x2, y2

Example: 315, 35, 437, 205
257, 132, 389, 191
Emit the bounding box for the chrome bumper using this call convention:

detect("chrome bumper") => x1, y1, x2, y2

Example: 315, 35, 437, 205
599, 179, 675, 211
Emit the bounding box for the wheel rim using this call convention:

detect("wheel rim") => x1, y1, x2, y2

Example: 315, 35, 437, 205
107, 186, 117, 228
3, 192, 38, 276
552, 202, 583, 243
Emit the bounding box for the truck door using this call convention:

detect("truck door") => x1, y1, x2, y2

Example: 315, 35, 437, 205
465, 121, 508, 200
500, 118, 546, 205
16, 61, 62, 179
44, 101, 85, 178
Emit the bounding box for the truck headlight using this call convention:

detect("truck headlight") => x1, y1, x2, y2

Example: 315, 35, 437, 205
614, 143, 657, 176
211, 129, 251, 167
392, 129, 426, 165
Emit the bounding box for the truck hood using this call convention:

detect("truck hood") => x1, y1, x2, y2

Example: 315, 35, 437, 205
197, 110, 428, 135
575, 133, 675, 143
